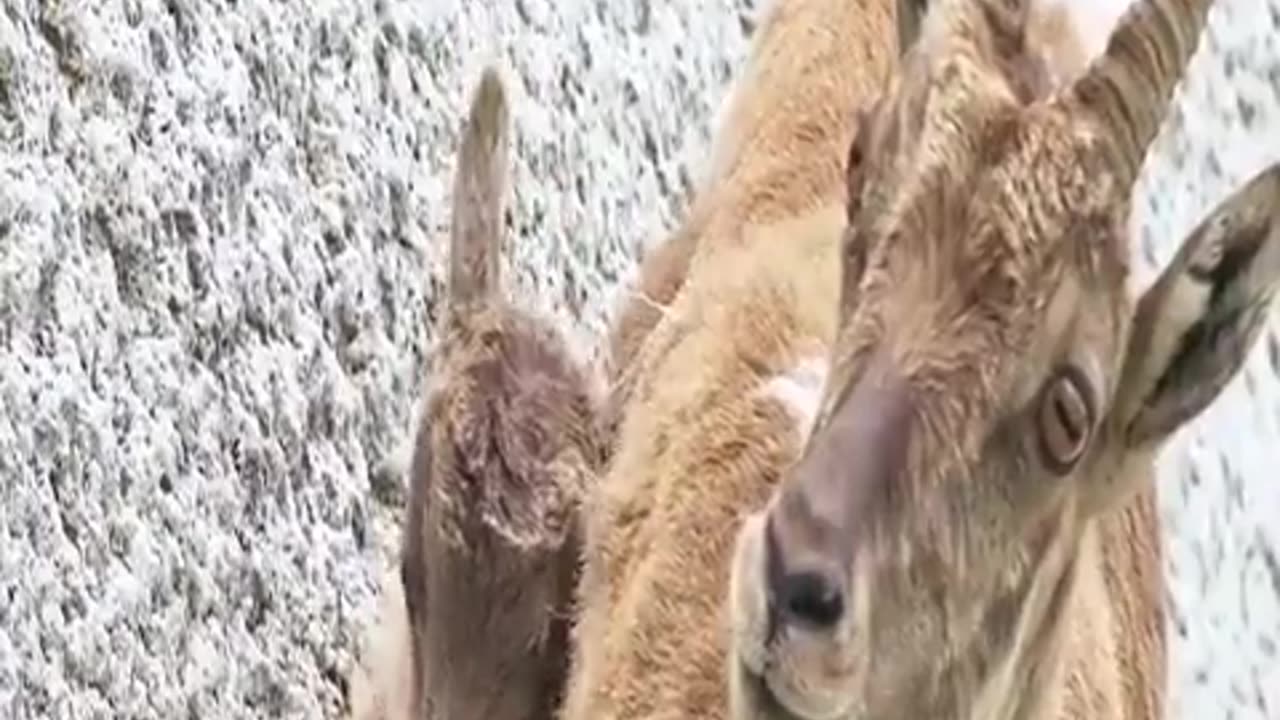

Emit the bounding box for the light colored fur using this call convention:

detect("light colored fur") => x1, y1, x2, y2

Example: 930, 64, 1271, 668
601, 0, 903, 432
571, 1, 1280, 720
757, 355, 830, 437
351, 567, 415, 720
603, 0, 1096, 429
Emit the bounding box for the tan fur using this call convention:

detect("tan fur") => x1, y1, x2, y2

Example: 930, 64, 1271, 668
573, 1, 1280, 720
566, 205, 848, 720
729, 0, 1277, 719
602, 0, 903, 432
565, 0, 901, 716
349, 67, 606, 720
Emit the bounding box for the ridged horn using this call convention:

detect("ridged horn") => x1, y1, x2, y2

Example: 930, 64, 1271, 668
1068, 0, 1215, 186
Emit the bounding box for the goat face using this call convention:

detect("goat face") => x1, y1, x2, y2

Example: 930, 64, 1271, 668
730, 1, 1280, 718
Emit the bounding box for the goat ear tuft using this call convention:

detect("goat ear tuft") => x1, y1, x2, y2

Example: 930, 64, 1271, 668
1113, 163, 1280, 450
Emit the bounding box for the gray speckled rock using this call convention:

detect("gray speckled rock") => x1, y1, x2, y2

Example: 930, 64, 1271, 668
0, 0, 750, 717
0, 0, 1275, 718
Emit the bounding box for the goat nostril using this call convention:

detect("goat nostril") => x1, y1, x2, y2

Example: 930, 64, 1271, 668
779, 570, 845, 628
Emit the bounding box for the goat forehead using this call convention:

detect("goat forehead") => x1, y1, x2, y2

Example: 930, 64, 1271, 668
909, 131, 1102, 258
833, 283, 1063, 476
856, 139, 1119, 367
867, 22, 1119, 270
856, 234, 1058, 361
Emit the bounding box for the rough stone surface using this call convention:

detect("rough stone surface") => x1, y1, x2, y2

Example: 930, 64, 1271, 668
0, 0, 1276, 718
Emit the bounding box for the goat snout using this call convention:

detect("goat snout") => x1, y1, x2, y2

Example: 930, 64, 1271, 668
764, 502, 850, 630
762, 354, 913, 633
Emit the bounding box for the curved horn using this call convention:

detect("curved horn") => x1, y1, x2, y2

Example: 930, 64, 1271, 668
1068, 0, 1214, 186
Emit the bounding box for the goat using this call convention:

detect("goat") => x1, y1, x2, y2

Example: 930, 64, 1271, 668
729, 0, 1280, 719
349, 67, 606, 720
565, 0, 1280, 719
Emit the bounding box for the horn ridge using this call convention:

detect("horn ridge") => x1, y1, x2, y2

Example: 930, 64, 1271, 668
1068, 0, 1214, 186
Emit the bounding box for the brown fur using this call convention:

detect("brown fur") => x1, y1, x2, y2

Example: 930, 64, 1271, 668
349, 67, 606, 720
570, 0, 1280, 719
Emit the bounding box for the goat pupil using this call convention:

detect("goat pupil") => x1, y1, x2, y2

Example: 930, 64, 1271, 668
1054, 391, 1080, 443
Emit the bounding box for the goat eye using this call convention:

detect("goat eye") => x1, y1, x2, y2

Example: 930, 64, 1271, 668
1036, 366, 1094, 474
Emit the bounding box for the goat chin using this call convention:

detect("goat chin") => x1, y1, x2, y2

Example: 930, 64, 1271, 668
729, 509, 860, 720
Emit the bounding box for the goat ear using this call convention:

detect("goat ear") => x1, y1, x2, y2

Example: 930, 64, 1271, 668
448, 66, 511, 321
1112, 163, 1280, 451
